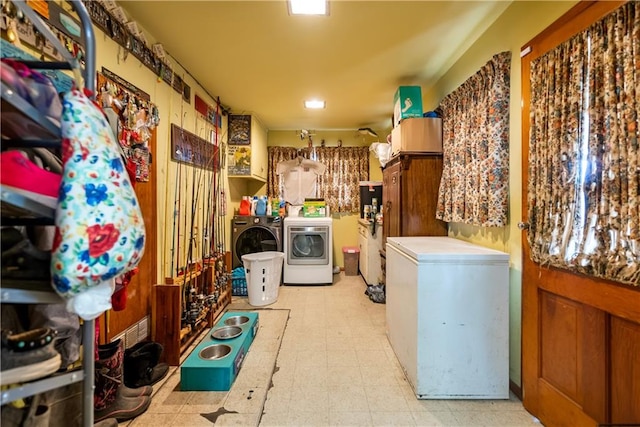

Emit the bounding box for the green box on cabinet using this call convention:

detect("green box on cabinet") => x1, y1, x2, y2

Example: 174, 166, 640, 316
393, 86, 423, 127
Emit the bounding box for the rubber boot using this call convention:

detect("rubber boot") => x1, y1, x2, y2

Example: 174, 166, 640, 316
123, 341, 169, 388
94, 340, 150, 422
98, 339, 152, 397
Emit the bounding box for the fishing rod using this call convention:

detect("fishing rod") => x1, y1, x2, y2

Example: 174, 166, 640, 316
175, 111, 187, 279
217, 96, 227, 260
189, 125, 218, 258
215, 97, 223, 257
201, 142, 210, 271
170, 147, 181, 279
202, 163, 211, 295
219, 142, 227, 255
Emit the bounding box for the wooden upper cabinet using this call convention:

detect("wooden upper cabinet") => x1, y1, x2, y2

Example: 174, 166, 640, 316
381, 154, 447, 247
228, 115, 268, 182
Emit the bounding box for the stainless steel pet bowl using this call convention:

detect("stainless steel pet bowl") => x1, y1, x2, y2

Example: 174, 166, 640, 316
211, 325, 242, 340
224, 315, 250, 326
198, 344, 232, 360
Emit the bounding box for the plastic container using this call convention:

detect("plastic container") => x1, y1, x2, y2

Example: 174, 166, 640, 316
256, 196, 267, 215
231, 266, 247, 296
342, 246, 360, 276
241, 251, 285, 307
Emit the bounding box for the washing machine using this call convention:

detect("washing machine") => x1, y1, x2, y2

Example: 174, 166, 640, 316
231, 215, 283, 269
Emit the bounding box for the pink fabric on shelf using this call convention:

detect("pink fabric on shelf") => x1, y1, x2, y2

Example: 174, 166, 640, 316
0, 150, 62, 207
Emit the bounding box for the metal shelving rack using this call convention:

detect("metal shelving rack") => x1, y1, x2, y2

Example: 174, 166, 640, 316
0, 1, 96, 425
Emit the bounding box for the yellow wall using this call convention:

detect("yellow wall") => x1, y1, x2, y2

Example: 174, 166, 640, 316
94, 27, 230, 281
425, 0, 578, 387
267, 130, 384, 267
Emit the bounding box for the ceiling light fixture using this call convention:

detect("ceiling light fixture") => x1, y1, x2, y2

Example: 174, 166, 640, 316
289, 0, 328, 16
304, 100, 325, 109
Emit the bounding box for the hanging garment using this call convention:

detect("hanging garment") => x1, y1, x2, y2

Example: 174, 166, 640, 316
276, 157, 326, 205
51, 89, 146, 320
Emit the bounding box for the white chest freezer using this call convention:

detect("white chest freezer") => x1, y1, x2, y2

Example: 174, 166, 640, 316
385, 236, 509, 399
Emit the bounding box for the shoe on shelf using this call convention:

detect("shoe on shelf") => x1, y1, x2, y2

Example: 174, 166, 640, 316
1, 227, 51, 281
0, 150, 61, 209
0, 328, 61, 386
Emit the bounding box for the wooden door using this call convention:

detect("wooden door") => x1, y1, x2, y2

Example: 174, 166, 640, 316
399, 155, 446, 237
521, 2, 640, 426
104, 130, 157, 342
382, 159, 401, 246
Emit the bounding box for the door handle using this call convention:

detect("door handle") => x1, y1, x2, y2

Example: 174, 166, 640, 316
517, 222, 530, 230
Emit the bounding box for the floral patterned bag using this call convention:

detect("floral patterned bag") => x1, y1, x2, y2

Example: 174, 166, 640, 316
51, 89, 145, 320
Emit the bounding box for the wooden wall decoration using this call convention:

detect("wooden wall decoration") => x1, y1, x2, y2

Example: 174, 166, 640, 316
170, 123, 218, 170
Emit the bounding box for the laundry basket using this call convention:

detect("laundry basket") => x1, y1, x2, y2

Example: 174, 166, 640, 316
241, 251, 285, 307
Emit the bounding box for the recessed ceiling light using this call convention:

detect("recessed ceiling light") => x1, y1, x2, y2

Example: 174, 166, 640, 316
289, 0, 328, 16
304, 100, 325, 109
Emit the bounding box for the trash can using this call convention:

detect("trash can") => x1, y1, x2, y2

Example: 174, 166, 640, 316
342, 246, 360, 276
241, 251, 285, 307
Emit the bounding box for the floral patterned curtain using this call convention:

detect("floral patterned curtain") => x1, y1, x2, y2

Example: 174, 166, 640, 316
527, 2, 639, 286
436, 51, 511, 227
267, 146, 369, 214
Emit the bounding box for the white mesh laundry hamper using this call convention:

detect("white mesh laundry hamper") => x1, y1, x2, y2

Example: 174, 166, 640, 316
241, 251, 285, 307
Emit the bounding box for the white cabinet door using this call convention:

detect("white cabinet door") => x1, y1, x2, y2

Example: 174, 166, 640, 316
366, 226, 382, 285
358, 224, 368, 280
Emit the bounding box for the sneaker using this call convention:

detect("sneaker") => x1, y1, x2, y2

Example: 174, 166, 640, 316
1, 328, 61, 386
0, 150, 61, 209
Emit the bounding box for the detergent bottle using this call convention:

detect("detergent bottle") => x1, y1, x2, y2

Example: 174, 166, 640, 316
256, 196, 267, 216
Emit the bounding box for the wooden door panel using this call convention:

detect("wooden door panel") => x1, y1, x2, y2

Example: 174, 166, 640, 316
400, 155, 446, 237
539, 292, 607, 422
610, 317, 640, 424
105, 131, 157, 341
386, 161, 401, 239
540, 292, 579, 398
536, 266, 640, 322
537, 380, 597, 427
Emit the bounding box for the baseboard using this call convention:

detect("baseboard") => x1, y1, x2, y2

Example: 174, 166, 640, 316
510, 380, 522, 400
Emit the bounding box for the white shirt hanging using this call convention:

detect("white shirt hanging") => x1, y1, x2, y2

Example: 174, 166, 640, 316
276, 157, 326, 205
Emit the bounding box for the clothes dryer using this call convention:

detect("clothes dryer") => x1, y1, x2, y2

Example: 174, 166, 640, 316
283, 216, 333, 284
231, 215, 283, 269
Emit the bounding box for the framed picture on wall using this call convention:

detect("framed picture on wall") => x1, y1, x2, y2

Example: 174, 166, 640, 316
228, 114, 251, 145
228, 145, 251, 175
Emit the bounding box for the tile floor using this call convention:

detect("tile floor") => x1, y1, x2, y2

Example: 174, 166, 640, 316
126, 273, 542, 426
